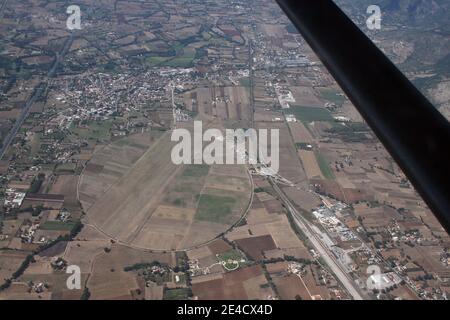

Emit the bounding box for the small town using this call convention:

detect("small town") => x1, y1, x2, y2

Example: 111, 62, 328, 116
0, 0, 449, 301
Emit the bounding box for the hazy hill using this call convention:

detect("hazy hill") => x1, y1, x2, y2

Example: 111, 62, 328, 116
335, 0, 450, 29
334, 0, 450, 110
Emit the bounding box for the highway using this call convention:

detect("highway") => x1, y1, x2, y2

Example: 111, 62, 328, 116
270, 178, 366, 300
0, 34, 74, 160
248, 40, 255, 124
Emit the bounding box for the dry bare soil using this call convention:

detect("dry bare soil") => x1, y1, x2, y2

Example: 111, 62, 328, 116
78, 131, 252, 251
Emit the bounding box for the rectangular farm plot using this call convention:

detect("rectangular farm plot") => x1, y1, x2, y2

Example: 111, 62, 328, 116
291, 86, 323, 107
192, 265, 269, 300
181, 164, 210, 177
290, 106, 334, 123
257, 121, 307, 184
70, 120, 113, 142
317, 88, 346, 107
163, 167, 209, 209
298, 150, 335, 180
225, 86, 252, 121
209, 164, 248, 178
152, 205, 196, 221
0, 250, 30, 285
235, 235, 277, 260
193, 169, 251, 225
191, 87, 251, 121
273, 274, 312, 300
204, 174, 250, 193
298, 150, 324, 180
315, 151, 335, 180
288, 121, 314, 144
196, 87, 214, 116
39, 220, 77, 231
195, 193, 237, 224
49, 175, 79, 209
164, 288, 192, 300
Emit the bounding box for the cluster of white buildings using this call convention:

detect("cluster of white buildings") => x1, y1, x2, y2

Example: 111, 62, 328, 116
288, 262, 306, 277
285, 114, 297, 122
368, 272, 402, 291
313, 201, 358, 242
159, 68, 195, 77
228, 69, 249, 85
274, 84, 295, 109
20, 223, 39, 243
4, 188, 26, 209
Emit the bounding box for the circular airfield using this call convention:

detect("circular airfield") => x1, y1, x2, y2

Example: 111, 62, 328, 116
78, 131, 252, 251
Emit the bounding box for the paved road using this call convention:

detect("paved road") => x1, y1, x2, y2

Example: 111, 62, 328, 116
270, 179, 365, 300
248, 41, 255, 125
0, 34, 74, 160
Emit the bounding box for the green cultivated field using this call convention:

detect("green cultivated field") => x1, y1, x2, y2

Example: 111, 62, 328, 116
70, 120, 113, 141
163, 288, 192, 300
164, 58, 193, 68
181, 164, 210, 177
39, 220, 76, 231
239, 77, 251, 87
217, 249, 250, 270
318, 88, 346, 106
146, 56, 170, 66
218, 249, 243, 262
195, 194, 237, 224
290, 106, 334, 123
315, 152, 335, 180
164, 166, 210, 209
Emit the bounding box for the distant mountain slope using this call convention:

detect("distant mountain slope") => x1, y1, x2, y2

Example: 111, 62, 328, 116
334, 0, 450, 113
335, 0, 450, 28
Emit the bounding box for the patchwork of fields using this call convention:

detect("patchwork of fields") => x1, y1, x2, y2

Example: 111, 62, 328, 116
78, 131, 252, 251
